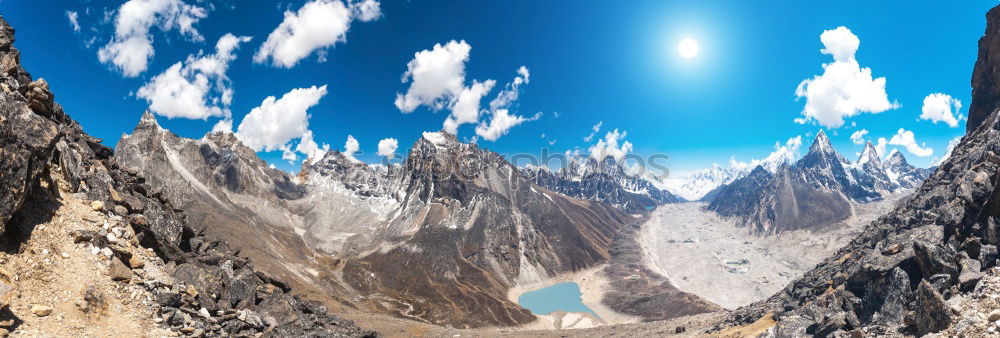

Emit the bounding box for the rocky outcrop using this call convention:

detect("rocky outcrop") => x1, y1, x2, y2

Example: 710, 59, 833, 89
969, 6, 1000, 133
0, 15, 373, 337
720, 6, 1000, 335
521, 157, 684, 213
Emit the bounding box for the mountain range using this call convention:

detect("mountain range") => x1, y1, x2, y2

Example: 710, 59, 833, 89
116, 118, 645, 328
520, 157, 684, 213
707, 130, 933, 234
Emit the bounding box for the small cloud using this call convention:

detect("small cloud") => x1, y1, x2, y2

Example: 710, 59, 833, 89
888, 128, 933, 157
254, 0, 381, 68
588, 129, 632, 163
920, 93, 963, 127
583, 121, 603, 142
849, 129, 868, 145
377, 138, 399, 159
99, 0, 209, 77
66, 11, 81, 32
794, 26, 898, 128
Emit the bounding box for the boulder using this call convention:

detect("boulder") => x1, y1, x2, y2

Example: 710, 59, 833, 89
915, 280, 952, 335
108, 257, 132, 281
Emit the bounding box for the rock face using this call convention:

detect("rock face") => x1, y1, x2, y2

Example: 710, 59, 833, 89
520, 157, 684, 213
721, 7, 1000, 335
117, 126, 632, 328
707, 132, 930, 234
969, 6, 1000, 133
0, 15, 373, 337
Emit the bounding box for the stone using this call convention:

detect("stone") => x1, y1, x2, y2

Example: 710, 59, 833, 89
70, 229, 95, 243
185, 285, 198, 298
179, 327, 195, 334
108, 257, 132, 281
959, 257, 985, 290
915, 280, 952, 335
989, 310, 1000, 322
90, 201, 104, 211
30, 305, 52, 317
113, 205, 128, 216
127, 255, 145, 269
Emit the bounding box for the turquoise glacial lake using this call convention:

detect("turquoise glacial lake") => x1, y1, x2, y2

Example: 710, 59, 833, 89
517, 282, 598, 316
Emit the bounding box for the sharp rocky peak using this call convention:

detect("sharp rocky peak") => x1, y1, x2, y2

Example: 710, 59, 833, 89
857, 141, 882, 166
808, 130, 835, 156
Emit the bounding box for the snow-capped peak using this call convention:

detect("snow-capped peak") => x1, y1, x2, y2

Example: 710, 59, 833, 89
421, 131, 453, 147
808, 130, 835, 155
856, 141, 881, 166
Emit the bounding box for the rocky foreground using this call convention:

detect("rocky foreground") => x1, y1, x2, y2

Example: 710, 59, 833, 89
0, 15, 374, 337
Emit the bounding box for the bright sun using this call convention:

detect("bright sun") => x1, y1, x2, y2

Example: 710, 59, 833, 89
678, 38, 699, 59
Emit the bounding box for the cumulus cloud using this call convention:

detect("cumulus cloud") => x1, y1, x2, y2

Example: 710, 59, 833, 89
296, 130, 330, 164
349, 0, 382, 22
794, 26, 898, 128
396, 40, 539, 140
342, 135, 361, 162
395, 40, 471, 113
920, 93, 963, 127
476, 110, 542, 141
933, 136, 962, 166
254, 0, 380, 68
377, 138, 398, 159
588, 129, 633, 163
67, 11, 81, 32
443, 79, 495, 134
850, 129, 868, 145
874, 137, 889, 158
236, 85, 328, 160
474, 68, 537, 140
888, 128, 933, 157
137, 33, 252, 120
730, 136, 803, 172
99, 0, 208, 77
583, 121, 603, 142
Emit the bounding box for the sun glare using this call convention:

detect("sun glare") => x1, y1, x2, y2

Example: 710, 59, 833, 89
678, 38, 699, 59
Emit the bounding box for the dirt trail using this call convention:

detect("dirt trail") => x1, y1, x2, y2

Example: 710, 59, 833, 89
0, 180, 173, 337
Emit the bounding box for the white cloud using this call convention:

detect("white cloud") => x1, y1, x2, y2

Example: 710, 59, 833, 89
396, 41, 538, 140
211, 118, 233, 134
730, 136, 803, 172
349, 0, 382, 22
583, 121, 603, 142
67, 11, 81, 32
850, 129, 868, 145
296, 130, 330, 164
254, 0, 380, 68
236, 85, 328, 156
137, 33, 252, 120
874, 137, 889, 158
343, 135, 360, 161
794, 26, 898, 128
920, 93, 963, 127
395, 40, 471, 113
99, 0, 208, 77
476, 110, 541, 141
377, 138, 399, 159
888, 128, 933, 157
933, 136, 962, 166
588, 129, 633, 163
443, 80, 495, 134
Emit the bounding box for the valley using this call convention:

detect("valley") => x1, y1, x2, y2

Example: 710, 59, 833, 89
640, 200, 902, 309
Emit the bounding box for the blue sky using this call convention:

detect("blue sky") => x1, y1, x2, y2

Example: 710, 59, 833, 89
1, 0, 993, 174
